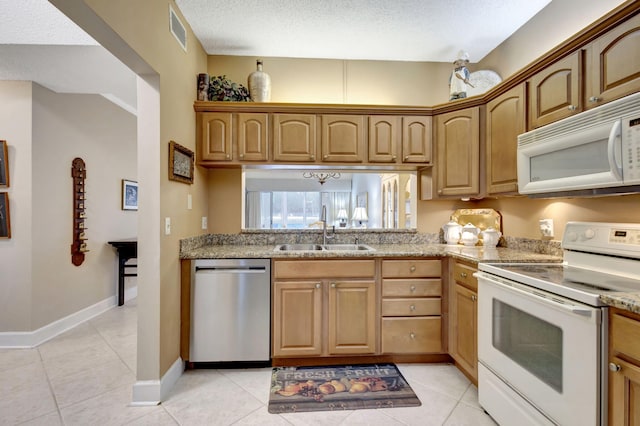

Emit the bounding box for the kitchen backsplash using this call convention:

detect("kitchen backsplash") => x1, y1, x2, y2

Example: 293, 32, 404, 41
180, 230, 562, 257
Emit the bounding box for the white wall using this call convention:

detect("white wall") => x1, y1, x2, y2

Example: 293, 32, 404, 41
0, 81, 33, 331
0, 82, 137, 333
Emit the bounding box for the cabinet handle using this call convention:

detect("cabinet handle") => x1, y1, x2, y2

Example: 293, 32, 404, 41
609, 362, 621, 372
460, 272, 468, 278
410, 304, 416, 311
410, 265, 416, 272
330, 282, 336, 288
471, 295, 477, 302
315, 283, 321, 289
410, 285, 416, 292
568, 105, 577, 111
409, 332, 416, 339
589, 96, 601, 103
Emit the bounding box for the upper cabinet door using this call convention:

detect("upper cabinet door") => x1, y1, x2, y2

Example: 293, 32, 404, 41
528, 51, 582, 129
402, 116, 432, 164
586, 13, 640, 109
237, 113, 269, 162
199, 112, 233, 162
321, 115, 365, 163
435, 107, 480, 197
486, 84, 525, 195
272, 114, 317, 162
369, 116, 400, 163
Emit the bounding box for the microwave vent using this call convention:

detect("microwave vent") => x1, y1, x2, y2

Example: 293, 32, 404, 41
518, 92, 640, 147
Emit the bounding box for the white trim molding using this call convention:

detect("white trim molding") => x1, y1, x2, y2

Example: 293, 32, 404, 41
0, 286, 137, 348
131, 357, 184, 405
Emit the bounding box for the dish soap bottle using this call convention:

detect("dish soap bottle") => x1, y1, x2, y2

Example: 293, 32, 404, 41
248, 59, 271, 102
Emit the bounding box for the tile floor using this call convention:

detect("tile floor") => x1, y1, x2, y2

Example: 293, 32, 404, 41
0, 299, 497, 425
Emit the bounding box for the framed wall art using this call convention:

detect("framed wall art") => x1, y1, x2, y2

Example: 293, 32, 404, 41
0, 192, 10, 238
122, 179, 138, 210
168, 141, 194, 184
0, 140, 9, 188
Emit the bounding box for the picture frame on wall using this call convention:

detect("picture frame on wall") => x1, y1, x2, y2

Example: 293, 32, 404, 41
168, 141, 194, 184
0, 140, 9, 188
121, 179, 138, 210
0, 192, 10, 238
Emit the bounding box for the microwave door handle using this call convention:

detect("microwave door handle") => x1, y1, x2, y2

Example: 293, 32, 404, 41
607, 119, 623, 180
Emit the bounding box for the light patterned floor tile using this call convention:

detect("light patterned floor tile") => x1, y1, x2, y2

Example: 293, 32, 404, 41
444, 402, 498, 426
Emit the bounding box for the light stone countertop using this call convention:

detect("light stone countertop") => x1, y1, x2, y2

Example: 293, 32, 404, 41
181, 241, 640, 314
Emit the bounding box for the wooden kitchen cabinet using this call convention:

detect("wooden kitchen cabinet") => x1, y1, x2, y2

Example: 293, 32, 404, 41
402, 116, 432, 164
381, 259, 443, 354
321, 115, 366, 163
449, 260, 478, 384
585, 13, 640, 109
368, 115, 401, 163
272, 259, 377, 358
198, 112, 233, 162
435, 107, 481, 197
485, 84, 525, 195
528, 51, 582, 129
237, 113, 269, 162
272, 113, 317, 162
609, 308, 640, 426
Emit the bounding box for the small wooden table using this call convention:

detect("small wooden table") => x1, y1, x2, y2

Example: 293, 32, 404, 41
107, 238, 137, 306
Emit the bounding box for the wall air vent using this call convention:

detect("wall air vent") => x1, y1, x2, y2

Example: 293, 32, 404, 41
169, 5, 187, 52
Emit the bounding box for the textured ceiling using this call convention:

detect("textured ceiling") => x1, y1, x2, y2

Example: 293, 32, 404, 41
175, 0, 552, 62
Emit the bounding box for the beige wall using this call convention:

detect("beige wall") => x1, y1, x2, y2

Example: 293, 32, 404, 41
0, 81, 33, 331
77, 0, 209, 378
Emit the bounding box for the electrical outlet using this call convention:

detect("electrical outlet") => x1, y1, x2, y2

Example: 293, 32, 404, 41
539, 218, 554, 238
201, 216, 208, 230
165, 217, 171, 235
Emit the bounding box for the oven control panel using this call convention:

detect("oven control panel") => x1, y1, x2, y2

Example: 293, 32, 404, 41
563, 221, 640, 259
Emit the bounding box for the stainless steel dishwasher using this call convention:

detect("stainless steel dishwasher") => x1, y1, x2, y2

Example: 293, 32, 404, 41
190, 258, 270, 363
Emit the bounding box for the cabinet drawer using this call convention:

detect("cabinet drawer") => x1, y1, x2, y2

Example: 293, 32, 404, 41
453, 262, 478, 290
381, 317, 442, 354
382, 278, 441, 297
273, 259, 375, 279
382, 259, 441, 278
611, 312, 640, 360
382, 298, 441, 316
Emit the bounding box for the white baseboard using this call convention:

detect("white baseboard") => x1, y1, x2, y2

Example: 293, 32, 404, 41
131, 357, 184, 405
0, 285, 137, 348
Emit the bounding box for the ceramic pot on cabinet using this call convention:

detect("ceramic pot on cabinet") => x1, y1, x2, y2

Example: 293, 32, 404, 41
481, 227, 502, 248
460, 223, 479, 246
442, 221, 462, 245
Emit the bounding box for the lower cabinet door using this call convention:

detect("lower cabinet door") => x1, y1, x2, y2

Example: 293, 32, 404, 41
381, 317, 442, 354
328, 280, 376, 355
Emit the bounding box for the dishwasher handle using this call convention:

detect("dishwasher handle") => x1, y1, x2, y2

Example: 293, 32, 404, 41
195, 266, 267, 274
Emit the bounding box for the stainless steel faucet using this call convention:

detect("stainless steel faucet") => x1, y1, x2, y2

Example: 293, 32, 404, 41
321, 205, 335, 245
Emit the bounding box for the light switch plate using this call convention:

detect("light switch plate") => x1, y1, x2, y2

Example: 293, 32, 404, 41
165, 217, 171, 235
201, 216, 208, 230
187, 194, 192, 210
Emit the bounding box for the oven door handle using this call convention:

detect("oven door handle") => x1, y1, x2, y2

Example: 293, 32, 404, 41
477, 272, 597, 319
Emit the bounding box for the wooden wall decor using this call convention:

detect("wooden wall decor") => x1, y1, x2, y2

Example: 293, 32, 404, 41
71, 157, 88, 266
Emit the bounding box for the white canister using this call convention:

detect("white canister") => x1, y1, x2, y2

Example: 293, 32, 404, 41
442, 220, 462, 245
481, 227, 502, 248
248, 59, 271, 102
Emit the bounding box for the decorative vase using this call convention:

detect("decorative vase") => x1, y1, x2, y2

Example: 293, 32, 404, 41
248, 59, 271, 102
197, 73, 209, 101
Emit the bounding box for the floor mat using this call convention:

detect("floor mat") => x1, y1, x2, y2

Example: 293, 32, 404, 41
268, 363, 421, 414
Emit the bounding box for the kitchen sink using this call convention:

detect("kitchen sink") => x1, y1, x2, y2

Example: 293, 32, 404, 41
274, 244, 324, 251
274, 244, 375, 252
322, 244, 375, 251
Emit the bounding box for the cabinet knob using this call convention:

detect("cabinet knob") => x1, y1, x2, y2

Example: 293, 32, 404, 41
392, 155, 397, 160
410, 265, 416, 272
410, 304, 416, 311
609, 362, 621, 372
323, 155, 328, 160
239, 153, 244, 159
315, 283, 321, 289
409, 332, 416, 339
589, 96, 601, 103
410, 285, 416, 292
330, 282, 336, 288
225, 154, 231, 160
460, 272, 468, 278
568, 105, 577, 111
471, 295, 477, 302
310, 154, 315, 160
404, 156, 409, 161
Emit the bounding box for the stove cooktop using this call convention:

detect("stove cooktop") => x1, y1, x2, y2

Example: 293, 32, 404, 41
479, 262, 640, 306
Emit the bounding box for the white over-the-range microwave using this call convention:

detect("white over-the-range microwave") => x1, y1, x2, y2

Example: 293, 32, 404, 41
517, 91, 640, 197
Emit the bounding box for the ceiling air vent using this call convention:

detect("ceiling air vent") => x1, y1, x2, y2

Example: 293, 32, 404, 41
169, 5, 187, 51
